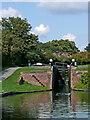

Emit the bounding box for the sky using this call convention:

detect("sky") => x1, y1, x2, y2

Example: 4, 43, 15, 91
0, 1, 89, 51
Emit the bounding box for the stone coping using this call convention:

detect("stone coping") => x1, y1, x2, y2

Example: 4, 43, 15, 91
72, 88, 89, 92
0, 89, 52, 97
21, 71, 52, 73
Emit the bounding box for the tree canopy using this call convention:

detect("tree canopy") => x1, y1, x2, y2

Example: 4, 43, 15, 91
2, 17, 81, 66
38, 39, 79, 55
84, 43, 90, 52
71, 52, 90, 65
2, 17, 38, 65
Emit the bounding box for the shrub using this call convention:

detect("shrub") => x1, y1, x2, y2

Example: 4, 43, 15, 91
80, 73, 89, 85
74, 73, 90, 89
71, 52, 90, 65
74, 83, 88, 89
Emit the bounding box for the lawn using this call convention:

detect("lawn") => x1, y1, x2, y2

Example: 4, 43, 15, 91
77, 64, 89, 67
0, 67, 50, 93
75, 67, 88, 71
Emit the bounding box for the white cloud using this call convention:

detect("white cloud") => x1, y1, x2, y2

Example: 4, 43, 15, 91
0, 7, 22, 20
62, 33, 76, 41
38, 2, 88, 14
79, 46, 86, 52
31, 24, 50, 36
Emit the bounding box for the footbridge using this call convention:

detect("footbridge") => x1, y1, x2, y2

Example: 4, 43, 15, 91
52, 62, 69, 89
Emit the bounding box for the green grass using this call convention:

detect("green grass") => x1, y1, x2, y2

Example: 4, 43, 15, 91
74, 82, 89, 89
31, 65, 50, 67
75, 67, 88, 71
0, 67, 50, 93
77, 64, 89, 67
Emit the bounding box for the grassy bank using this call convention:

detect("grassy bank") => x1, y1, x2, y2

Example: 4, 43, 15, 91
74, 73, 89, 89
75, 67, 88, 71
74, 83, 88, 89
0, 67, 50, 93
77, 64, 89, 67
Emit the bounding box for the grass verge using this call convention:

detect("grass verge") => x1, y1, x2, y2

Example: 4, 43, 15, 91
77, 64, 89, 67
74, 82, 88, 89
75, 67, 88, 71
0, 67, 50, 93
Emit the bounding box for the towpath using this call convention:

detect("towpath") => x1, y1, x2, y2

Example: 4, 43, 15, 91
0, 67, 21, 82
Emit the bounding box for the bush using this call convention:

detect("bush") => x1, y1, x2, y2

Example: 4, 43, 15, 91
80, 73, 89, 85
71, 52, 90, 65
74, 83, 88, 89
74, 73, 90, 89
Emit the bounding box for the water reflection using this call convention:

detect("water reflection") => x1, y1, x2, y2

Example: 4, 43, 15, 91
2, 87, 89, 119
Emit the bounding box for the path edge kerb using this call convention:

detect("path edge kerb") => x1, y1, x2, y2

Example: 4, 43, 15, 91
71, 88, 89, 92
0, 89, 52, 97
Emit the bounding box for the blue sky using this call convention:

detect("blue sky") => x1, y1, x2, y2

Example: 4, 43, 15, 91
1, 2, 88, 51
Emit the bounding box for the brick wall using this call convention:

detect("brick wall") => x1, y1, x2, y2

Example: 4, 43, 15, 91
71, 67, 88, 89
21, 71, 52, 88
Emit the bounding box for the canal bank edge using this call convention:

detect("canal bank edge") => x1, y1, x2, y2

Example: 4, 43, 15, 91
0, 89, 52, 97
70, 66, 89, 91
71, 88, 89, 92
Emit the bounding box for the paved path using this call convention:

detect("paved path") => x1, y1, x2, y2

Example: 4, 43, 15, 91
0, 67, 21, 82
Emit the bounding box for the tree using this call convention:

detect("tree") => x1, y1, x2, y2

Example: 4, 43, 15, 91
44, 50, 59, 63
26, 52, 41, 64
84, 43, 90, 52
38, 39, 79, 55
71, 52, 90, 65
2, 17, 38, 65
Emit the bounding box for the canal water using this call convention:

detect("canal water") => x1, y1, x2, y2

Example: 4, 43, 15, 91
1, 83, 90, 119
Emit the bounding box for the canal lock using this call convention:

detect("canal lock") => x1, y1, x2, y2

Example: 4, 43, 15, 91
52, 62, 70, 92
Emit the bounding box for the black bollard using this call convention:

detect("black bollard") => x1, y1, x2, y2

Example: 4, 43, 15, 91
19, 76, 23, 85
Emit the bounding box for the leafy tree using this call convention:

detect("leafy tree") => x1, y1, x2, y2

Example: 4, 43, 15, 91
75, 73, 89, 89
2, 17, 38, 65
84, 43, 90, 52
2, 17, 81, 66
58, 55, 68, 63
80, 73, 89, 85
26, 52, 41, 64
44, 50, 59, 63
39, 39, 79, 54
71, 52, 90, 65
